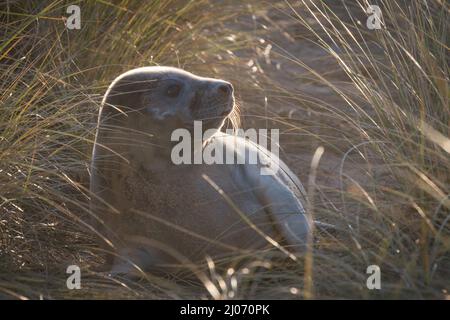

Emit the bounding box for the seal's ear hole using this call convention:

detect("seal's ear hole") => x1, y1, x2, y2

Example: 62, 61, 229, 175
166, 83, 182, 98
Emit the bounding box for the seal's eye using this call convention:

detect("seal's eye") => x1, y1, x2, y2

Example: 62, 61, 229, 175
166, 84, 181, 98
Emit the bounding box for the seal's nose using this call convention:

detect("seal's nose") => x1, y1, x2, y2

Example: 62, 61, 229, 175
213, 81, 233, 98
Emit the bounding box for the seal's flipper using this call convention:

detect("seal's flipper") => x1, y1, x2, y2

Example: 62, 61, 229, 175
220, 135, 310, 251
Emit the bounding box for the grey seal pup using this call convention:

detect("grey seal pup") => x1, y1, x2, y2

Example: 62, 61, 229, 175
90, 66, 310, 275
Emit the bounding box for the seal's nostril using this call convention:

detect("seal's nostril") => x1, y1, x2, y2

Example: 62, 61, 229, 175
218, 84, 231, 95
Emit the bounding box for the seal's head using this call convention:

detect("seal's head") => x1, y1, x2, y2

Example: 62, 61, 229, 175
101, 66, 235, 134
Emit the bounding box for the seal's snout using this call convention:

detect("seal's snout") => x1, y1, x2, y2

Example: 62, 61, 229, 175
209, 80, 234, 115
189, 79, 235, 124
214, 82, 233, 97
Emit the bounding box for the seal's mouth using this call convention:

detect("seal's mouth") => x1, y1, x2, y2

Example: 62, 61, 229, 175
189, 90, 234, 122
181, 92, 235, 132
219, 99, 234, 116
